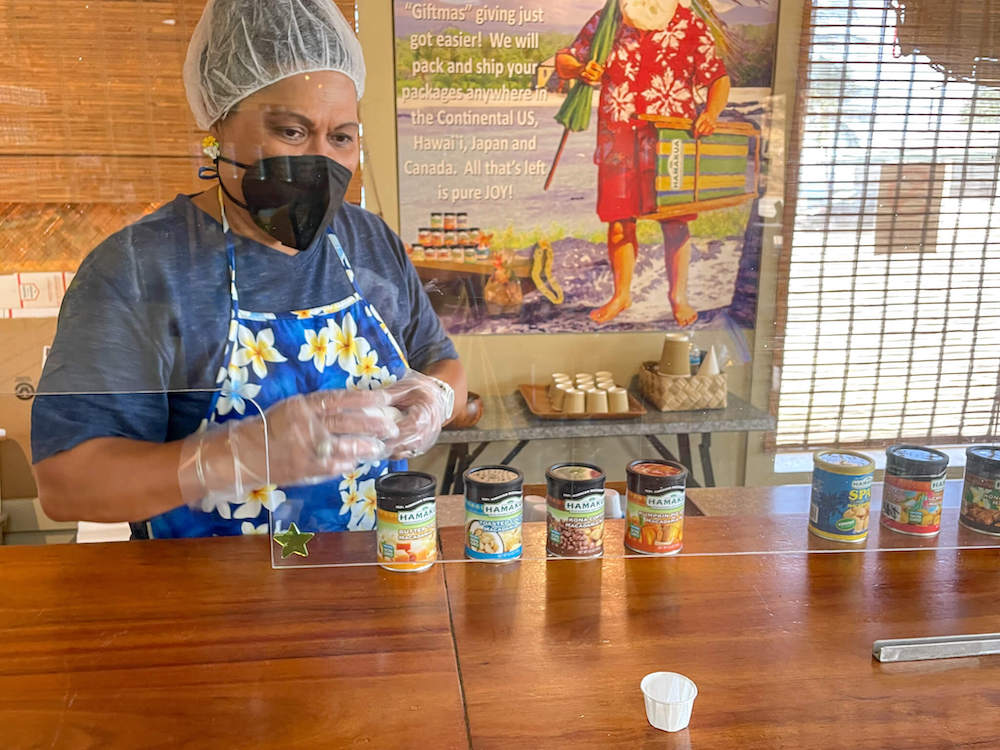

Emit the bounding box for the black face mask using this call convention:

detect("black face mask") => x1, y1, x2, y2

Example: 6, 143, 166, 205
213, 154, 352, 251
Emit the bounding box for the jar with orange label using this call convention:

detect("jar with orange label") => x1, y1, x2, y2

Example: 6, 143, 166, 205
625, 459, 687, 555
375, 472, 437, 572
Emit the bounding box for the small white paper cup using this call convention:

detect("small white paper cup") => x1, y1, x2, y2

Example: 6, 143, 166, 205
640, 672, 697, 732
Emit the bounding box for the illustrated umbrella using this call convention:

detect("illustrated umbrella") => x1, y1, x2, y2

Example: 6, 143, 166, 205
543, 0, 620, 191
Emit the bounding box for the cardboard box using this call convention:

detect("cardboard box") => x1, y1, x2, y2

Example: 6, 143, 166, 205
0, 318, 58, 476
0, 272, 74, 310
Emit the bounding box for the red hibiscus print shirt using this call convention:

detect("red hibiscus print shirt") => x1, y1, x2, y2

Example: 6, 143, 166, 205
562, 7, 727, 166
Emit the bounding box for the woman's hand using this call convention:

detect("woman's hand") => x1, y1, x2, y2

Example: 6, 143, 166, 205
178, 389, 400, 505
580, 60, 605, 85
382, 370, 453, 459
555, 53, 603, 86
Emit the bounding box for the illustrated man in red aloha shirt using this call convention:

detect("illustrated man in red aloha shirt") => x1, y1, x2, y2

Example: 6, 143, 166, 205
557, 0, 731, 326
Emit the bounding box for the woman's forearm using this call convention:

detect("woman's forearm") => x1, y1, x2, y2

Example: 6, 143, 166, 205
423, 358, 468, 425
35, 437, 186, 523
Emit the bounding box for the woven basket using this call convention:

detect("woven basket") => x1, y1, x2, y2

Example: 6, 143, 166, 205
638, 361, 727, 411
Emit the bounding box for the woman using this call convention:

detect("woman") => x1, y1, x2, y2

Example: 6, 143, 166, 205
30, 0, 466, 537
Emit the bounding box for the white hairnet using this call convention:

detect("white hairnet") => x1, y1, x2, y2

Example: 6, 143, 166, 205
183, 0, 366, 130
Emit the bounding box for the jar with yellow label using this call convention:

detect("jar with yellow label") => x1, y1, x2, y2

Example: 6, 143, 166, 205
375, 472, 437, 572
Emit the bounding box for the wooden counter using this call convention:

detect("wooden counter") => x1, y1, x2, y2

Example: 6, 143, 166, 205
2, 499, 999, 748
0, 535, 469, 748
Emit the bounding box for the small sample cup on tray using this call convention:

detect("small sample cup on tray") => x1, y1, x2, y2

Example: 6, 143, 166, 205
564, 389, 586, 414
640, 672, 698, 732
585, 388, 609, 414
550, 383, 570, 411
608, 387, 630, 413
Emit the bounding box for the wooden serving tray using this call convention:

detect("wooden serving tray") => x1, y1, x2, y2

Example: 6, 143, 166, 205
518, 384, 647, 420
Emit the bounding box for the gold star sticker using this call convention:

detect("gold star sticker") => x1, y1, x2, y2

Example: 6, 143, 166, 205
272, 522, 315, 559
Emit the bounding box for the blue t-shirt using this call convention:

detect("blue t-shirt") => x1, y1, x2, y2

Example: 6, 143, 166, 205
31, 195, 457, 463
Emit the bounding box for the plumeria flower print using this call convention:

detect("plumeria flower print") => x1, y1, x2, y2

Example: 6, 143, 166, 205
327, 313, 365, 373
298, 327, 335, 374
353, 339, 387, 390
347, 479, 378, 531
340, 482, 363, 516
240, 521, 268, 535
233, 485, 287, 519
217, 365, 262, 416
199, 492, 233, 520
339, 466, 363, 493
233, 325, 287, 379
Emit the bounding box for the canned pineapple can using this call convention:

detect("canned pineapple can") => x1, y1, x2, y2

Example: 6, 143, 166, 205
809, 451, 875, 543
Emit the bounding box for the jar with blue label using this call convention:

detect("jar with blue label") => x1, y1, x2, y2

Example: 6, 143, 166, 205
463, 466, 524, 561
809, 451, 875, 543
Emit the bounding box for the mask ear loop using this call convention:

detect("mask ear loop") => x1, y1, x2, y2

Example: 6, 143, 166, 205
216, 184, 230, 234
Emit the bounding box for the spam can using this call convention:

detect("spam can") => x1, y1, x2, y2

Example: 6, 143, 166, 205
809, 450, 875, 543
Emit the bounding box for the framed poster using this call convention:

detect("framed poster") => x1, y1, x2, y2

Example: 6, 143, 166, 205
394, 0, 779, 334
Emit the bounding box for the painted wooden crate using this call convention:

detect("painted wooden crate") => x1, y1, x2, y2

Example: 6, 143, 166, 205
638, 115, 761, 220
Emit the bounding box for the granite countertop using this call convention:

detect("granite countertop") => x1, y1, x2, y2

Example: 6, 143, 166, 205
438, 389, 775, 444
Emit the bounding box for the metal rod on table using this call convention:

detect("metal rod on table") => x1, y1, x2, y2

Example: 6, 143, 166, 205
873, 634, 1000, 663
645, 435, 701, 488
453, 442, 492, 495
500, 440, 530, 465
699, 433, 715, 487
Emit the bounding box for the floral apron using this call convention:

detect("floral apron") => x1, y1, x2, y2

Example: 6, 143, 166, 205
150, 229, 409, 538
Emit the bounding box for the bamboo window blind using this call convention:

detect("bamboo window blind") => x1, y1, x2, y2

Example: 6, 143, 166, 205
773, 0, 1000, 450
0, 0, 360, 273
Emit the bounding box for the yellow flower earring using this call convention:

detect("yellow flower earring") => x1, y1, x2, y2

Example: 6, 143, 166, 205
201, 135, 221, 161
198, 136, 221, 182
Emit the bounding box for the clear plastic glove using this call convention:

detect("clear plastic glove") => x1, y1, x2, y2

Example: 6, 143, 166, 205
383, 370, 452, 459
177, 389, 400, 506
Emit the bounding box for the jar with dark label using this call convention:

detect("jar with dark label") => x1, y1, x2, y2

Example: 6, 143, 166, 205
880, 444, 949, 536
375, 472, 437, 572
464, 465, 523, 561
546, 463, 605, 557
625, 459, 688, 555
960, 445, 1000, 536
443, 212, 457, 230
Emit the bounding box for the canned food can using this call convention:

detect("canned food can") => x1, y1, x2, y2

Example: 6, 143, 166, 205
624, 459, 687, 555
809, 450, 875, 543
375, 472, 437, 572
880, 444, 948, 536
464, 466, 523, 561
960, 445, 1000, 536
546, 463, 605, 557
